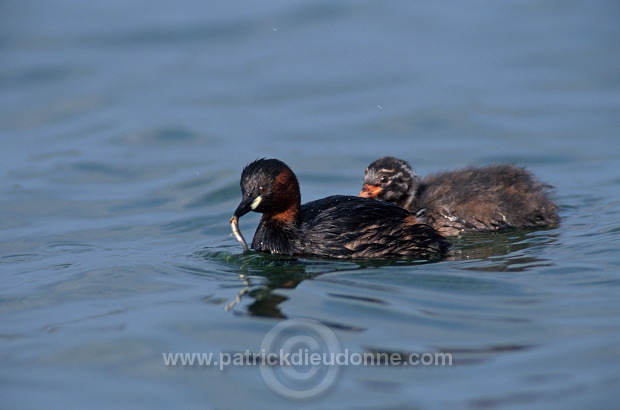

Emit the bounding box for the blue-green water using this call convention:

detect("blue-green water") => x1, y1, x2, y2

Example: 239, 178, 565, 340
2, 1, 619, 408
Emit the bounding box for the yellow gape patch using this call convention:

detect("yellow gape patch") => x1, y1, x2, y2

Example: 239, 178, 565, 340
250, 195, 262, 210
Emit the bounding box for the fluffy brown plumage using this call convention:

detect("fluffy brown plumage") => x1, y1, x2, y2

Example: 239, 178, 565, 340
360, 156, 559, 236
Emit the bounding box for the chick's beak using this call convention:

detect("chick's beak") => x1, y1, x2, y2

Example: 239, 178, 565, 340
359, 184, 382, 198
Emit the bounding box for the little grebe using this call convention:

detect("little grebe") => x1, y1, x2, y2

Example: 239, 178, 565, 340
360, 156, 559, 237
230, 158, 449, 259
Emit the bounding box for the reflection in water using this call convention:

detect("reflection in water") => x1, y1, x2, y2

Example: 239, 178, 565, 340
245, 288, 288, 318
195, 250, 318, 318
198, 228, 558, 319
449, 229, 559, 272
198, 249, 441, 318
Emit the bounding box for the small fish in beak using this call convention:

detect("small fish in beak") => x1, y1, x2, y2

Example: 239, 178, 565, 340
229, 215, 248, 252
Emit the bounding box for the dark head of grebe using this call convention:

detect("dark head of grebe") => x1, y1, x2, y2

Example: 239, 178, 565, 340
231, 158, 449, 259
360, 156, 420, 210
359, 156, 560, 236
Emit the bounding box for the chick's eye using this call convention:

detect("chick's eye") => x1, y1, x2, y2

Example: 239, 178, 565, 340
258, 185, 265, 193
380, 175, 389, 183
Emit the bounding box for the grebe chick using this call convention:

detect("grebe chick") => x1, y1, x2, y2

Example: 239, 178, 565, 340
360, 156, 559, 237
231, 158, 449, 259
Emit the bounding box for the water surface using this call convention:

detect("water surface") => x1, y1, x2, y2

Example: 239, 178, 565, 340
1, 1, 619, 408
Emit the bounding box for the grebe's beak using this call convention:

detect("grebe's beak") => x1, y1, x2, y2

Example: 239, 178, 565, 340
233, 194, 257, 218
359, 184, 382, 198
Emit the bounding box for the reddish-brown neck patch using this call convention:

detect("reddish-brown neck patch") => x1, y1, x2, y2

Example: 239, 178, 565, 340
268, 206, 299, 224
267, 167, 301, 224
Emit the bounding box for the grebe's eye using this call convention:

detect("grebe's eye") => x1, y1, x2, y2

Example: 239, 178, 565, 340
380, 175, 389, 183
